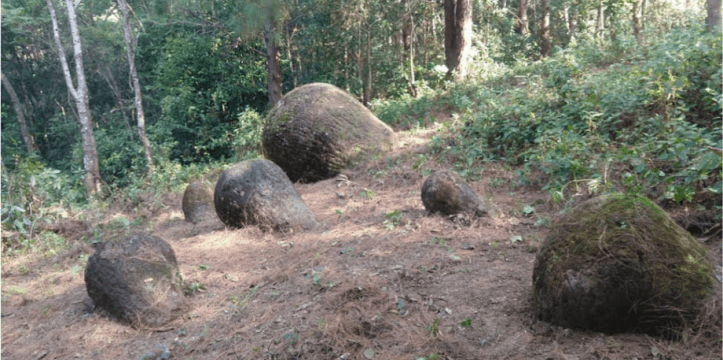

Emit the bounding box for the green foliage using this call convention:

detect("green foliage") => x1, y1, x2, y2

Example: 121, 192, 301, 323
149, 33, 267, 164
382, 210, 402, 230
231, 107, 264, 160
1, 155, 85, 253
448, 26, 722, 204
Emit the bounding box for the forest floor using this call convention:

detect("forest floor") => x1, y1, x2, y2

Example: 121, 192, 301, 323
1, 126, 721, 360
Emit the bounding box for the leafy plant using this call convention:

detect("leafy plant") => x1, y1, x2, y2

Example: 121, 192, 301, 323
426, 318, 441, 336
382, 210, 402, 229
359, 188, 374, 201
184, 282, 206, 295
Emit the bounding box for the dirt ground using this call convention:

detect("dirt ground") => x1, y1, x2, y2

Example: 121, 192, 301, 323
2, 128, 721, 360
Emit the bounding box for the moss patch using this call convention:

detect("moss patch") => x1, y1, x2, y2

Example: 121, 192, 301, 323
532, 194, 715, 335
262, 83, 396, 183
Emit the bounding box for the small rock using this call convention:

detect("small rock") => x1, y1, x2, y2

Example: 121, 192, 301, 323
155, 344, 171, 360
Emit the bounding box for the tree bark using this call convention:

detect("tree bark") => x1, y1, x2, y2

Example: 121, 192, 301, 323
540, 0, 551, 57
118, 0, 154, 172
566, 2, 578, 44
264, 16, 283, 107
517, 0, 529, 36
363, 24, 372, 106
404, 0, 417, 97
47, 0, 101, 195
444, 0, 472, 81
286, 23, 298, 88
632, 0, 644, 45
1, 72, 36, 154
707, 0, 721, 31
596, 0, 605, 42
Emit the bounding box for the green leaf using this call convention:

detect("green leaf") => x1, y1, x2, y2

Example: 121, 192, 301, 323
460, 318, 472, 327
364, 348, 375, 359
14, 219, 27, 234
510, 235, 522, 243
522, 205, 535, 215
198, 265, 210, 270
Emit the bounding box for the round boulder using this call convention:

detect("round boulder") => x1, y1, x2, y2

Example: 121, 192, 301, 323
85, 234, 186, 327
262, 83, 396, 183
182, 182, 214, 224
421, 170, 488, 216
532, 194, 715, 334
214, 159, 318, 231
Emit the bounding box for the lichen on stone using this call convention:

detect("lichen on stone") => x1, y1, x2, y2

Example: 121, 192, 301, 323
532, 194, 715, 335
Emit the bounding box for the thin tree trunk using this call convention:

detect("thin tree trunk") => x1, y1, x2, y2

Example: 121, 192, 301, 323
404, 0, 417, 97
540, 0, 551, 57
264, 17, 283, 106
641, 0, 646, 31
118, 0, 153, 171
286, 24, 298, 88
98, 64, 133, 139
632, 0, 643, 45
344, 45, 349, 92
517, 0, 529, 36
596, 0, 605, 42
707, 0, 721, 31
1, 72, 36, 153
47, 0, 101, 195
567, 2, 578, 44
363, 23, 372, 106
444, 0, 472, 81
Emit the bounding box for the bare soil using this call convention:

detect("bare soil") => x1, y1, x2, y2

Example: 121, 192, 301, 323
2, 128, 721, 360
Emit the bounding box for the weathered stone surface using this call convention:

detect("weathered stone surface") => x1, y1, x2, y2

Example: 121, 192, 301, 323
214, 159, 318, 231
182, 182, 214, 224
532, 194, 716, 335
85, 234, 186, 327
421, 170, 487, 216
262, 83, 396, 183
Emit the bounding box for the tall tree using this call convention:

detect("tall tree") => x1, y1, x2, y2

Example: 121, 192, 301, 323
632, 0, 644, 45
540, 0, 551, 56
46, 0, 101, 194
444, 0, 472, 81
117, 0, 154, 171
403, 0, 417, 97
707, 0, 721, 31
1, 71, 36, 154
265, 14, 283, 106
517, 0, 529, 36
595, 0, 605, 42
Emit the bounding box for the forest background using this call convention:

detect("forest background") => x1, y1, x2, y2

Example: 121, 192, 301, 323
1, 0, 721, 253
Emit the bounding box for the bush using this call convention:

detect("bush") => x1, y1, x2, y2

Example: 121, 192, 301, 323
453, 26, 721, 205
1, 155, 85, 253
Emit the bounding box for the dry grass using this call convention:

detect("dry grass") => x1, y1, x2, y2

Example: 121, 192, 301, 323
2, 129, 720, 360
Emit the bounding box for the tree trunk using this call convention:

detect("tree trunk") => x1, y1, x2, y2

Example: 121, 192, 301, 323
404, 0, 417, 97
286, 23, 298, 88
363, 24, 372, 106
47, 0, 101, 195
641, 0, 646, 31
264, 16, 283, 107
596, 0, 605, 42
540, 0, 551, 57
444, 0, 472, 81
707, 0, 721, 31
1, 72, 36, 154
517, 0, 529, 36
98, 64, 133, 139
118, 0, 153, 172
632, 0, 644, 45
567, 3, 578, 44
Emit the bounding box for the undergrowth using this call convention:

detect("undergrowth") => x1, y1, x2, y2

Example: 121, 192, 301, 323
375, 25, 722, 209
